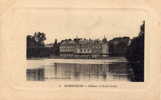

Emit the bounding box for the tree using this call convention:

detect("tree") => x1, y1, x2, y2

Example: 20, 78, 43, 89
33, 32, 46, 47
27, 35, 34, 48
108, 37, 130, 56
53, 39, 60, 56
26, 32, 47, 58
126, 21, 145, 82
126, 21, 144, 63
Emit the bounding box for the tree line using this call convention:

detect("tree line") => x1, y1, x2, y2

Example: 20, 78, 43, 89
27, 32, 59, 58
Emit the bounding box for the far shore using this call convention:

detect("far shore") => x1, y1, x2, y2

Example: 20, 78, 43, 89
27, 56, 127, 60
27, 57, 128, 69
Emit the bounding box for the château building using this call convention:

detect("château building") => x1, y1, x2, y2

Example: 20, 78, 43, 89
59, 38, 109, 58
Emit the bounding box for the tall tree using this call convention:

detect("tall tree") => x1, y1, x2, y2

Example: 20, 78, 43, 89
33, 32, 46, 47
26, 32, 47, 58
126, 21, 144, 63
126, 21, 145, 82
53, 39, 60, 56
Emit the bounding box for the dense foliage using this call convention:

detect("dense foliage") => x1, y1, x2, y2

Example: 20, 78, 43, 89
27, 32, 50, 58
126, 21, 145, 82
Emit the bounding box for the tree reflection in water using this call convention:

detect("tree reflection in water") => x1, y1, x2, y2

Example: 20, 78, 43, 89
27, 62, 131, 81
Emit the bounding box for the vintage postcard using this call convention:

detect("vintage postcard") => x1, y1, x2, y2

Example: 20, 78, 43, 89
0, 0, 160, 100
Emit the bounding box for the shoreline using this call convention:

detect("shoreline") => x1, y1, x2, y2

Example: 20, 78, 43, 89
27, 56, 127, 60
27, 57, 128, 69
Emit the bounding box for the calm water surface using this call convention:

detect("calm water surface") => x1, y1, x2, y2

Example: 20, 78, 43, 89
27, 59, 130, 82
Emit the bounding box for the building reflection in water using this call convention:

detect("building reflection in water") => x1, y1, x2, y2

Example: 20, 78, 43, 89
27, 62, 130, 81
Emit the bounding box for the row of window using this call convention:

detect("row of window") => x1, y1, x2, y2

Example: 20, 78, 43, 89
60, 46, 102, 49
60, 48, 104, 53
79, 49, 91, 53
60, 47, 75, 51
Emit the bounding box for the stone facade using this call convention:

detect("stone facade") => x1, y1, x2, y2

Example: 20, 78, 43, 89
59, 38, 109, 58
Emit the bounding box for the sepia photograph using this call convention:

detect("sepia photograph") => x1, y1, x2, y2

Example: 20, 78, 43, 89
2, 0, 161, 99
26, 11, 145, 82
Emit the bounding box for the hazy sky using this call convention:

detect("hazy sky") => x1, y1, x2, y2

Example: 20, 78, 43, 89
24, 9, 146, 43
